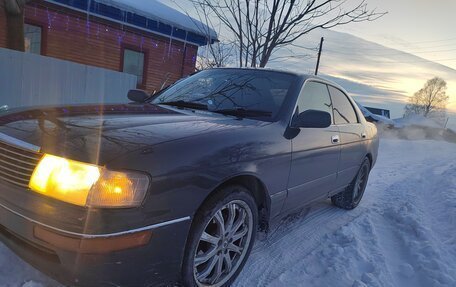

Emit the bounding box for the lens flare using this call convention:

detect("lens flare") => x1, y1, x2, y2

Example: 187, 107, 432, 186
29, 154, 100, 206
29, 154, 149, 207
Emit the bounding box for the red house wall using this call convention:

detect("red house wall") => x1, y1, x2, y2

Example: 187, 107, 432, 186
1, 1, 198, 93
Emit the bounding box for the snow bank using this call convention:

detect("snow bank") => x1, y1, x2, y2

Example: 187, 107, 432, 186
394, 115, 444, 129
377, 115, 456, 142
1, 140, 455, 286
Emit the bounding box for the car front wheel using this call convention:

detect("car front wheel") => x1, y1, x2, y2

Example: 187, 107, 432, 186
182, 185, 258, 287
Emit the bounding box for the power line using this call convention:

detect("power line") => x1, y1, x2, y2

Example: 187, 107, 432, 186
269, 55, 317, 62
331, 56, 456, 64
290, 43, 320, 51
393, 36, 456, 45
326, 47, 456, 57
345, 41, 456, 52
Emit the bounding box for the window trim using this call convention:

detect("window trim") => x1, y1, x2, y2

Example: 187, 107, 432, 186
327, 84, 360, 125
120, 44, 149, 89
24, 19, 47, 55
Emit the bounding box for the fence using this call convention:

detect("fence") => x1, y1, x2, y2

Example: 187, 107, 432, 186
0, 48, 137, 109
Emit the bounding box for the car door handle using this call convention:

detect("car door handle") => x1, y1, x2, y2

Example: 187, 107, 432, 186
331, 135, 340, 144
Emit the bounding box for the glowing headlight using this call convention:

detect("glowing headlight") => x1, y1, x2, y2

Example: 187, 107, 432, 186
29, 154, 150, 208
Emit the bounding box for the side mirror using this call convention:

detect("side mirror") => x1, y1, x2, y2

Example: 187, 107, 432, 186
292, 109, 332, 128
128, 89, 150, 103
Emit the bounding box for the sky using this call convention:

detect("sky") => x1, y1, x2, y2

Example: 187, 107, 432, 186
160, 0, 456, 128
332, 0, 456, 70
270, 28, 456, 123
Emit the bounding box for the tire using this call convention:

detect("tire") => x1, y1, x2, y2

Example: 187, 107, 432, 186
331, 157, 371, 210
182, 185, 258, 287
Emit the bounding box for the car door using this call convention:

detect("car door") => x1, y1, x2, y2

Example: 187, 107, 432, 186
283, 81, 341, 212
327, 85, 367, 190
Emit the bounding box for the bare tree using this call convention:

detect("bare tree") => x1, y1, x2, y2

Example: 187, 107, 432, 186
196, 41, 234, 70
172, 0, 234, 69
404, 77, 449, 120
194, 4, 235, 69
2, 0, 31, 51
191, 0, 385, 67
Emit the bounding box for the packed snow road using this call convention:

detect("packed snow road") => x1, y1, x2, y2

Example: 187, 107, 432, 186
1, 139, 455, 287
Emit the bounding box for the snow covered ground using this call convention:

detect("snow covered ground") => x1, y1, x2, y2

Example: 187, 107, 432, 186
1, 139, 455, 287
236, 139, 456, 287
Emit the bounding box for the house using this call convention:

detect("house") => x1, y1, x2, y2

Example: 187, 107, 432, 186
0, 0, 217, 93
355, 102, 394, 126
364, 106, 391, 119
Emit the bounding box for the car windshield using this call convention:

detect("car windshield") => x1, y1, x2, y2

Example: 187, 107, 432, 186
151, 69, 297, 121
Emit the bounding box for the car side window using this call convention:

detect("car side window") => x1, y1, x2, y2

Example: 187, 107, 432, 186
296, 81, 333, 120
328, 86, 358, 124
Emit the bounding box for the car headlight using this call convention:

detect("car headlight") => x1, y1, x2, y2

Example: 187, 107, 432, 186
29, 154, 150, 208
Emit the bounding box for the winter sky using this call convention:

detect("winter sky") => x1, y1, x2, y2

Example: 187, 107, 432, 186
160, 0, 456, 128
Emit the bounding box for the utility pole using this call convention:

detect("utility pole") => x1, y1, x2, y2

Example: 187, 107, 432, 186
315, 37, 324, 75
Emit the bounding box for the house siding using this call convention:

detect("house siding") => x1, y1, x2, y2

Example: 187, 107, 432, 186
0, 1, 198, 93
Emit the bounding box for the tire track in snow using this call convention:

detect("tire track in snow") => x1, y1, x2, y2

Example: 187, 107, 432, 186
234, 202, 367, 287
234, 140, 417, 287
353, 144, 456, 287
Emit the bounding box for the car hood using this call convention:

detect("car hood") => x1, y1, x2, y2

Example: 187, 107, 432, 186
0, 104, 261, 165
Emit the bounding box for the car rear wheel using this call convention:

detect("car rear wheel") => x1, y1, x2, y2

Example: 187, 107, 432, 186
182, 185, 258, 287
331, 157, 371, 210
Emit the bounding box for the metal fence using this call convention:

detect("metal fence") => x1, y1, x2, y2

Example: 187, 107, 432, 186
0, 48, 137, 109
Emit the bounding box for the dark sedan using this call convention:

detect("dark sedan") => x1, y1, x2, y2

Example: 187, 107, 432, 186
0, 68, 378, 287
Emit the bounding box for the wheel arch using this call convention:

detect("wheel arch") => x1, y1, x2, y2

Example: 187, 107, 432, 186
181, 174, 268, 285
195, 174, 272, 233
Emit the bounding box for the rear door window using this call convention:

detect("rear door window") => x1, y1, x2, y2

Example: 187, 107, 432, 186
328, 86, 358, 124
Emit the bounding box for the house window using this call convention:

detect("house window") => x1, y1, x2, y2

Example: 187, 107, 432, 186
122, 49, 145, 85
24, 24, 42, 55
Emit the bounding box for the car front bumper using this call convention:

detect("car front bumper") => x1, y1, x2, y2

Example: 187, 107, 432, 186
0, 188, 192, 287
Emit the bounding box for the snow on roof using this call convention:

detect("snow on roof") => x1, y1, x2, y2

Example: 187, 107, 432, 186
355, 101, 395, 125
98, 0, 218, 40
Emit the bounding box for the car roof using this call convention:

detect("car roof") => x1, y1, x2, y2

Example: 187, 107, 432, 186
211, 67, 347, 94
302, 75, 348, 94
212, 67, 300, 76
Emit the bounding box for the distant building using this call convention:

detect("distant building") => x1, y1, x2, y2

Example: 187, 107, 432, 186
0, 0, 217, 93
365, 107, 391, 119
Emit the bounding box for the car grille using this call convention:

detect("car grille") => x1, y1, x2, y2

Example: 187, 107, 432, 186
0, 140, 42, 188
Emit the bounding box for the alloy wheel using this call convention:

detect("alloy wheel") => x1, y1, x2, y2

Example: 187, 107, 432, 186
193, 200, 253, 287
353, 164, 369, 203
